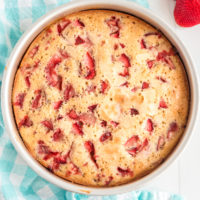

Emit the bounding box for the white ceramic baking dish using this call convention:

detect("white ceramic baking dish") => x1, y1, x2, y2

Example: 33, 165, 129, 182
1, 0, 199, 195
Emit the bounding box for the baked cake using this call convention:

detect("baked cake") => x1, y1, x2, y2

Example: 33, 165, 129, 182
12, 10, 189, 186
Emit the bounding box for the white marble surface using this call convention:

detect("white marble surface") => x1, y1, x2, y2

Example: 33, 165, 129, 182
144, 0, 200, 199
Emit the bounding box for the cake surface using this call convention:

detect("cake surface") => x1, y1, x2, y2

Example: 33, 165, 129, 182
12, 10, 189, 187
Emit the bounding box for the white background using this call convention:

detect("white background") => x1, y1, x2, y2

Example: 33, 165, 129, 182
145, 0, 200, 199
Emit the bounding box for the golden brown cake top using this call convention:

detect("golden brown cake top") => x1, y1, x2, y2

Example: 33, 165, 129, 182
12, 10, 189, 187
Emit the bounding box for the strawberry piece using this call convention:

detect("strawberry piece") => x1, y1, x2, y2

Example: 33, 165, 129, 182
110, 121, 119, 127
156, 76, 167, 83
59, 49, 69, 59
41, 120, 53, 132
140, 138, 149, 151
57, 115, 64, 120
106, 16, 120, 38
130, 108, 139, 116
131, 87, 139, 92
88, 104, 98, 112
86, 84, 96, 93
79, 113, 96, 125
99, 132, 112, 142
167, 122, 178, 139
25, 76, 31, 88
100, 120, 107, 127
110, 31, 119, 38
142, 82, 149, 89
114, 44, 118, 50
159, 99, 168, 109
29, 45, 39, 58
140, 39, 147, 49
174, 0, 200, 27
72, 122, 84, 135
69, 161, 81, 174
32, 90, 42, 109
84, 141, 98, 168
146, 118, 154, 132
75, 36, 85, 45
105, 176, 113, 185
126, 147, 140, 157
57, 19, 71, 35
53, 128, 63, 141
144, 32, 161, 38
124, 135, 139, 149
84, 52, 96, 80
120, 43, 125, 48
14, 93, 26, 109
117, 167, 133, 177
119, 67, 129, 77
67, 110, 79, 120
120, 81, 129, 87
147, 60, 154, 69
18, 115, 33, 128
74, 19, 85, 27
64, 84, 75, 101
157, 136, 165, 151
119, 53, 131, 68
53, 100, 63, 110
100, 80, 109, 94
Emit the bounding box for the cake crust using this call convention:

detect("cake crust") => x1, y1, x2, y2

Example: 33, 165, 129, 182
12, 10, 189, 186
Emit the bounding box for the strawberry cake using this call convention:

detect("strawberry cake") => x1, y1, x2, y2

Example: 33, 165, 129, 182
12, 10, 189, 186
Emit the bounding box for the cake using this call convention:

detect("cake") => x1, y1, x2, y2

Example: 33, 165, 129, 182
12, 10, 189, 187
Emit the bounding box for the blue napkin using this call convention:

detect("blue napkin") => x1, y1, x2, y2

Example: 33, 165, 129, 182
0, 0, 184, 199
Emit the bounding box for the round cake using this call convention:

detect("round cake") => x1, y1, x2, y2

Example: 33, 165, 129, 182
12, 10, 189, 187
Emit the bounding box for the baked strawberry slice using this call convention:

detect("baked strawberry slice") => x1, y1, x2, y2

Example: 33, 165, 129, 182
29, 45, 39, 58
105, 176, 113, 186
110, 121, 119, 127
117, 167, 133, 177
126, 147, 140, 157
130, 108, 139, 116
140, 39, 147, 49
14, 93, 26, 109
124, 135, 139, 149
84, 52, 96, 80
67, 110, 79, 120
88, 104, 98, 112
120, 43, 125, 48
167, 122, 178, 139
72, 122, 84, 135
142, 82, 149, 89
147, 60, 154, 69
119, 53, 131, 68
64, 84, 75, 101
79, 113, 96, 125
174, 0, 200, 27
74, 19, 85, 27
120, 81, 129, 87
53, 128, 63, 141
100, 120, 107, 127
157, 136, 165, 151
156, 76, 167, 83
99, 132, 112, 142
32, 90, 42, 109
41, 120, 53, 132
18, 115, 33, 128
144, 32, 161, 38
57, 19, 71, 35
146, 118, 154, 132
75, 36, 85, 45
100, 80, 109, 94
53, 100, 63, 110
140, 138, 149, 152
25, 76, 31, 88
119, 67, 129, 77
159, 99, 168, 109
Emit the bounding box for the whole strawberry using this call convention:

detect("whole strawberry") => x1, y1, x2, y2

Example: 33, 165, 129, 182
174, 0, 200, 27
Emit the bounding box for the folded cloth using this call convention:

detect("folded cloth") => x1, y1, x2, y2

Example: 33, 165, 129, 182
0, 0, 184, 199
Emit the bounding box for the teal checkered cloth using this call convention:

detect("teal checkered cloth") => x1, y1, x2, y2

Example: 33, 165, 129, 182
0, 0, 184, 199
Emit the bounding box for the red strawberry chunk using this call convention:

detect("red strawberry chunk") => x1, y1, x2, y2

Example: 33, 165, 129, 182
140, 39, 147, 49
106, 16, 120, 38
72, 122, 84, 135
100, 80, 109, 94
142, 82, 149, 89
32, 90, 42, 109
144, 32, 161, 38
53, 128, 63, 141
41, 120, 53, 132
14, 93, 26, 109
110, 31, 119, 38
147, 60, 154, 69
53, 100, 63, 110
156, 76, 167, 83
74, 19, 85, 27
146, 118, 154, 132
100, 120, 107, 127
18, 115, 33, 128
174, 0, 200, 27
130, 108, 139, 116
159, 99, 168, 109
88, 104, 98, 112
141, 138, 149, 151
167, 122, 178, 139
114, 44, 118, 50
57, 19, 71, 35
120, 43, 125, 48
59, 49, 69, 59
67, 110, 79, 120
110, 121, 119, 127
124, 135, 139, 149
75, 36, 85, 45
157, 136, 165, 151
64, 84, 75, 101
84, 141, 98, 168
131, 87, 139, 92
29, 45, 39, 58
84, 52, 96, 80
79, 113, 96, 125
69, 161, 81, 174
120, 81, 129, 87
119, 53, 131, 68
119, 67, 129, 77
25, 76, 31, 88
100, 132, 112, 142
105, 176, 113, 186
126, 147, 140, 157
117, 167, 133, 177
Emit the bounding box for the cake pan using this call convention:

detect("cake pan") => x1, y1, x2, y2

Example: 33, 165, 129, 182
1, 0, 199, 195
